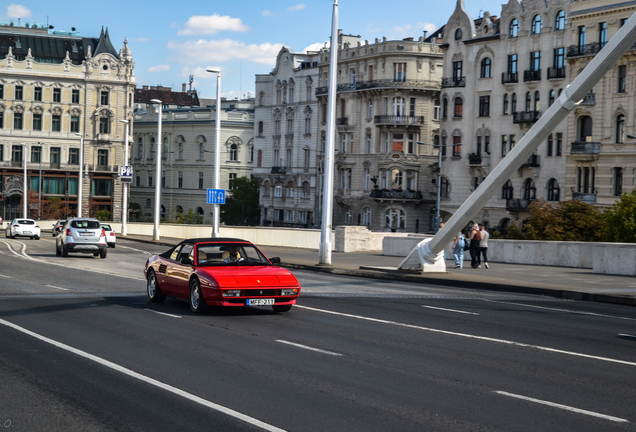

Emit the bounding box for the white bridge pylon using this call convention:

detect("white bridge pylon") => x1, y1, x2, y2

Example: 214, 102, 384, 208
399, 12, 636, 273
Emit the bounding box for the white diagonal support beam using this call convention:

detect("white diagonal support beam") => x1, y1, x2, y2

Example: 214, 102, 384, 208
400, 12, 636, 272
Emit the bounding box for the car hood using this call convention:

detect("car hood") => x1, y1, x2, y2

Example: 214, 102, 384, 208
197, 265, 299, 288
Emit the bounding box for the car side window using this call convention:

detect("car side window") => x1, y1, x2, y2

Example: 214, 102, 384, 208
169, 245, 182, 261
178, 244, 193, 262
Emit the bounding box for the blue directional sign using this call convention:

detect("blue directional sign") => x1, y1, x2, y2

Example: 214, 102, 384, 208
207, 189, 226, 204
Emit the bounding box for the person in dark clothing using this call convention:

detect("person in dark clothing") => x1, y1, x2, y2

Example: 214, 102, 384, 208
469, 223, 482, 268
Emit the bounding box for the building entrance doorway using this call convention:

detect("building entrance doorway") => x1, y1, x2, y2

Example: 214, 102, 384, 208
5, 194, 22, 221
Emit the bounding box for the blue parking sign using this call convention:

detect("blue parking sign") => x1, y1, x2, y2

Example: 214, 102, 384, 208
207, 189, 226, 204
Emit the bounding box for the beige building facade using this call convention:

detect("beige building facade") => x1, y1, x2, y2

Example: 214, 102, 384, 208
0, 24, 135, 221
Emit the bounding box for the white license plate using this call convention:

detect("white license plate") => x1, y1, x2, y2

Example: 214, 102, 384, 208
247, 298, 275, 306
80, 232, 93, 236
22, 231, 31, 234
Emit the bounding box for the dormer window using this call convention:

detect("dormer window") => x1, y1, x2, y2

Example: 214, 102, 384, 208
455, 28, 463, 40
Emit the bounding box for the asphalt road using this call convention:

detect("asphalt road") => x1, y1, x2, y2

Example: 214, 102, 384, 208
1, 235, 635, 431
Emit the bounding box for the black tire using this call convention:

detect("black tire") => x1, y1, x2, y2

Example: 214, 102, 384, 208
189, 278, 206, 314
56, 242, 61, 256
111, 243, 116, 249
35, 236, 40, 240
62, 247, 68, 257
272, 304, 292, 313
100, 248, 107, 259
93, 252, 99, 257
147, 270, 166, 303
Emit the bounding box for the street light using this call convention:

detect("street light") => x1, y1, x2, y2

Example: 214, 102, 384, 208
206, 68, 221, 238
120, 119, 130, 236
150, 99, 163, 240
75, 133, 84, 218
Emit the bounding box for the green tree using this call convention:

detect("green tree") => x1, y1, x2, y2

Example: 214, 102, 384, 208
220, 176, 260, 226
174, 208, 203, 225
603, 190, 636, 242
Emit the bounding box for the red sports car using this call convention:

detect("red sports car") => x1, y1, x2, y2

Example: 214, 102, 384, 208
144, 238, 301, 313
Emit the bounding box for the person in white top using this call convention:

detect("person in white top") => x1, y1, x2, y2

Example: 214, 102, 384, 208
478, 224, 490, 269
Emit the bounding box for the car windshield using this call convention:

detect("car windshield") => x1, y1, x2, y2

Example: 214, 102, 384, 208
70, 220, 101, 229
196, 243, 271, 266
18, 220, 35, 225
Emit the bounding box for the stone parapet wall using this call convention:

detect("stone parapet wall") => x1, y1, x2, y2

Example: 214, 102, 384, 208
334, 226, 411, 253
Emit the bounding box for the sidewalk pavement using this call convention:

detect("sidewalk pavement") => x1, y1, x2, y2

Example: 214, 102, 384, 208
121, 234, 636, 307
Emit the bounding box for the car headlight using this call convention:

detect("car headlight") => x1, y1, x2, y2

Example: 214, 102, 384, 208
222, 290, 241, 297
281, 288, 299, 296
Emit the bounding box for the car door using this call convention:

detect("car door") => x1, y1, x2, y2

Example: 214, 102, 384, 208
168, 243, 194, 298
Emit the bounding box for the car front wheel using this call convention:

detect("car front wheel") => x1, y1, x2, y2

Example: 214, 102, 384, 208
189, 279, 206, 314
147, 270, 166, 303
272, 304, 292, 313
56, 242, 61, 256
100, 248, 107, 259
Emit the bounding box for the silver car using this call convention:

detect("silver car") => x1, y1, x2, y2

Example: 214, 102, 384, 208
56, 218, 107, 258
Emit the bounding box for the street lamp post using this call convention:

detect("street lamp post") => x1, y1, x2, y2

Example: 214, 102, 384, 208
120, 119, 130, 235
206, 68, 221, 238
21, 143, 27, 219
74, 133, 84, 218
150, 99, 163, 241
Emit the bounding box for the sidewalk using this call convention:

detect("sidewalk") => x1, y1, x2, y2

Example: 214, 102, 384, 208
121, 234, 636, 307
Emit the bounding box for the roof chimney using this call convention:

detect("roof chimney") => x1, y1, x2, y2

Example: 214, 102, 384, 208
182, 83, 186, 92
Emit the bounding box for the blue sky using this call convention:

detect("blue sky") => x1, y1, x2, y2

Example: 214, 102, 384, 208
1, 1, 503, 100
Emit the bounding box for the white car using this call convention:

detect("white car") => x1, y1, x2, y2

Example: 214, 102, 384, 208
6, 219, 41, 240
101, 223, 117, 248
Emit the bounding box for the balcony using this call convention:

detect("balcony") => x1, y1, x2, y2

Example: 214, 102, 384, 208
572, 192, 597, 204
370, 189, 423, 201
523, 69, 541, 82
506, 198, 533, 212
374, 115, 425, 126
271, 166, 286, 174
336, 117, 348, 126
468, 153, 482, 166
522, 154, 540, 168
314, 79, 442, 96
441, 76, 466, 88
501, 72, 518, 84
580, 92, 595, 106
567, 43, 602, 58
513, 110, 541, 124
547, 67, 566, 79
570, 141, 600, 161
96, 133, 111, 143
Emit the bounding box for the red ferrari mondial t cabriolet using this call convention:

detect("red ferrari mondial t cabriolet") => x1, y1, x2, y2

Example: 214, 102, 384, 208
144, 238, 301, 313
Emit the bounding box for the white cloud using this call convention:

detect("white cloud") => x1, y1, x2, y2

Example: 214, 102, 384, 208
177, 14, 249, 36
135, 37, 150, 42
167, 39, 284, 65
388, 22, 439, 40
302, 41, 327, 53
147, 64, 170, 73
262, 10, 276, 17
7, 4, 31, 19
288, 4, 306, 11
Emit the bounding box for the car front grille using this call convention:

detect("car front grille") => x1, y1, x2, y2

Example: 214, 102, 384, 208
243, 289, 278, 297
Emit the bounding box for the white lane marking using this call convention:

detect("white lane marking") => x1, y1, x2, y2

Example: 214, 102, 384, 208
495, 391, 629, 423
422, 305, 479, 315
295, 305, 636, 367
0, 318, 286, 432
618, 333, 636, 339
276, 340, 342, 357
484, 300, 636, 322
118, 245, 153, 255
46, 285, 69, 291
1, 240, 24, 258
144, 308, 181, 319
0, 274, 12, 279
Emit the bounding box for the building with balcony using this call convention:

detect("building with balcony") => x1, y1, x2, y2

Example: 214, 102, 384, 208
0, 23, 135, 221
566, 0, 636, 209
131, 88, 254, 223
437, 0, 569, 230
313, 31, 443, 233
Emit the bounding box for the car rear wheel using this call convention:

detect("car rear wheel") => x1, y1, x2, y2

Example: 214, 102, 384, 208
55, 242, 61, 256
62, 247, 68, 257
35, 236, 40, 240
147, 270, 166, 303
272, 305, 292, 313
189, 279, 206, 314
100, 248, 107, 259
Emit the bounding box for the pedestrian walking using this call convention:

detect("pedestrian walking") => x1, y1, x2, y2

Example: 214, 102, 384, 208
452, 231, 465, 268
469, 223, 482, 268
479, 224, 490, 269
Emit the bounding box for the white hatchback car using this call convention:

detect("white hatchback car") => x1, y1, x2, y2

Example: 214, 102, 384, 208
6, 219, 41, 240
101, 223, 117, 248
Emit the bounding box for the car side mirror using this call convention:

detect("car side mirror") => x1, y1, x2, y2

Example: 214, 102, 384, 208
270, 257, 281, 265
180, 257, 193, 265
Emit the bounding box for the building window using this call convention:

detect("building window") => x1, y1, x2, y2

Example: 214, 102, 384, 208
525, 92, 532, 112
502, 180, 514, 199
385, 208, 406, 229
12, 144, 23, 162
50, 147, 61, 166
434, 99, 440, 120
149, 175, 153, 188
69, 148, 79, 165
302, 181, 310, 198
523, 178, 536, 200
230, 144, 238, 161
511, 93, 517, 113
452, 136, 462, 157
578, 26, 586, 48
52, 115, 61, 132
530, 51, 541, 72
531, 14, 542, 34
556, 132, 563, 156
33, 113, 42, 130
303, 148, 310, 167
614, 168, 623, 196
534, 91, 540, 111
454, 97, 463, 117
547, 134, 553, 157
100, 91, 109, 106
91, 179, 113, 196
442, 97, 448, 119
479, 96, 490, 117
257, 149, 262, 167
97, 149, 108, 166
34, 87, 42, 101
0, 111, 3, 129
197, 172, 204, 190
618, 65, 627, 93
70, 116, 80, 132
549, 90, 556, 106
229, 173, 237, 190
503, 94, 509, 115
15, 86, 23, 100
554, 47, 565, 70
480, 58, 491, 78
555, 10, 566, 30
509, 18, 519, 37
508, 54, 518, 75
31, 146, 41, 163
0, 84, 3, 99
617, 115, 626, 143
72, 89, 80, 104
367, 99, 373, 119
99, 117, 109, 134
53, 88, 61, 103
455, 28, 463, 40
364, 168, 370, 190
394, 63, 406, 82
599, 22, 607, 48
13, 112, 23, 129
393, 97, 405, 116
547, 178, 560, 201
440, 177, 449, 198
274, 183, 282, 197
501, 135, 508, 157
452, 61, 463, 80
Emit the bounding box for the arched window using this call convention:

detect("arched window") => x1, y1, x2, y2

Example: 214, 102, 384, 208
480, 58, 492, 78
274, 183, 283, 197
175, 205, 184, 214
366, 134, 372, 154
391, 169, 403, 190
178, 143, 184, 160
440, 177, 449, 198
532, 15, 543, 34
616, 114, 625, 143
500, 218, 512, 229
511, 93, 517, 113
367, 99, 373, 119
257, 150, 262, 167
502, 180, 514, 199
385, 208, 406, 229
555, 10, 566, 30
258, 121, 264, 136
392, 97, 405, 116
286, 181, 294, 198
503, 94, 509, 115
534, 91, 540, 112
250, 146, 254, 163
302, 181, 310, 198
344, 208, 353, 225
454, 97, 463, 117
442, 97, 448, 118
547, 179, 560, 201
263, 180, 270, 197
455, 28, 463, 40
160, 205, 166, 218
578, 116, 593, 141
149, 138, 155, 159
362, 207, 372, 227
525, 92, 532, 112
523, 178, 536, 200
509, 19, 519, 37
230, 144, 238, 161
549, 90, 556, 106
137, 137, 143, 159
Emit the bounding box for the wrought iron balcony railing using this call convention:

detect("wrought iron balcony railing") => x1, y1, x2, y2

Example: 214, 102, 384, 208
523, 69, 541, 82
572, 192, 596, 204
570, 141, 600, 155
271, 166, 286, 174
501, 72, 518, 84
522, 154, 540, 167
370, 189, 423, 200
506, 198, 533, 212
547, 67, 566, 79
441, 76, 466, 88
374, 115, 425, 125
513, 110, 541, 124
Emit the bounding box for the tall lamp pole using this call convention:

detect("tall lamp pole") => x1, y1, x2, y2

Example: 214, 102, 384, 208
22, 143, 27, 218
150, 99, 163, 240
318, 0, 339, 265
207, 68, 221, 238
74, 133, 84, 217
120, 119, 130, 235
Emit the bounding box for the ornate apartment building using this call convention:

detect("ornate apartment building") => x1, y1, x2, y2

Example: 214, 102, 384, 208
0, 24, 135, 221
566, 0, 636, 209
316, 32, 443, 233
131, 87, 254, 223
253, 47, 321, 228
439, 0, 570, 230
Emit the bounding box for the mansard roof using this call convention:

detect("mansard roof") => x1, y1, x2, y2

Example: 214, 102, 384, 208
134, 86, 200, 107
